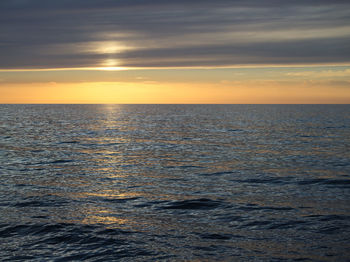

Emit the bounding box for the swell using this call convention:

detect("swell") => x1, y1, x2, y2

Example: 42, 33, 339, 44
0, 223, 153, 261
227, 176, 350, 188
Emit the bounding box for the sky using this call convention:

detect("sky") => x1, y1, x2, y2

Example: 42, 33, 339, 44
0, 0, 349, 103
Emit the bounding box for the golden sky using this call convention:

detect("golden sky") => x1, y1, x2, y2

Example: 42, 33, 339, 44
1, 66, 349, 104
0, 1, 349, 103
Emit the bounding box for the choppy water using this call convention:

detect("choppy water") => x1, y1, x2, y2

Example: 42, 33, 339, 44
0, 104, 349, 261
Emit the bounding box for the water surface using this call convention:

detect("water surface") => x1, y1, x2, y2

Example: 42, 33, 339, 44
0, 105, 349, 261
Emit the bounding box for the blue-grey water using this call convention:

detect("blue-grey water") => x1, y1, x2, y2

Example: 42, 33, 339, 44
0, 104, 349, 261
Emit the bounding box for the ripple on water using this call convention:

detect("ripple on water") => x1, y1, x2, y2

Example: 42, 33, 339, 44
0, 223, 153, 260
160, 198, 227, 210
0, 104, 349, 261
297, 178, 350, 187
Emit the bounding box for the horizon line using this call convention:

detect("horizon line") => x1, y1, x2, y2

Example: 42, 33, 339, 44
1, 63, 350, 72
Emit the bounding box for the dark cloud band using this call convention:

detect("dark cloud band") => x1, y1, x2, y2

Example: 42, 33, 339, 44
0, 0, 349, 69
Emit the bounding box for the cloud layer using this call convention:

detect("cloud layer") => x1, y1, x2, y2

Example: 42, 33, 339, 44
0, 0, 349, 69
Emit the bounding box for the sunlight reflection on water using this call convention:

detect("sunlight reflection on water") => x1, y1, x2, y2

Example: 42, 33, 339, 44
0, 104, 349, 260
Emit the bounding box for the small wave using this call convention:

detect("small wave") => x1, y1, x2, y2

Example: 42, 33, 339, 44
199, 233, 237, 240
8, 255, 35, 260
27, 159, 74, 165
227, 129, 244, 132
166, 165, 203, 169
241, 220, 272, 228
199, 171, 234, 176
231, 176, 292, 185
317, 225, 347, 235
59, 141, 79, 144
238, 204, 294, 212
134, 200, 168, 208
14, 201, 46, 207
160, 198, 225, 210
306, 214, 350, 222
325, 125, 347, 129
241, 219, 308, 230
298, 178, 350, 187
215, 215, 244, 222
0, 222, 136, 243
319, 215, 350, 221
13, 196, 69, 208
49, 159, 73, 164
0, 223, 153, 260
268, 220, 308, 230
101, 197, 140, 203
31, 149, 44, 153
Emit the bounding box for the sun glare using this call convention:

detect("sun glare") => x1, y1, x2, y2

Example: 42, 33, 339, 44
94, 41, 131, 54
96, 58, 127, 71
97, 67, 127, 71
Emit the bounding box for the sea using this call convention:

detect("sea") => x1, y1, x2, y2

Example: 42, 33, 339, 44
0, 104, 349, 261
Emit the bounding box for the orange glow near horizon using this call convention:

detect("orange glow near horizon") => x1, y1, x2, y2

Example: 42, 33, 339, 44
1, 65, 349, 104
1, 80, 349, 104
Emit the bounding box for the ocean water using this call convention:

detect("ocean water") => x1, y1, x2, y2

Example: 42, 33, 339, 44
0, 104, 349, 261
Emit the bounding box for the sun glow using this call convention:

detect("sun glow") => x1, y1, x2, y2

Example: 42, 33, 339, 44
96, 58, 127, 71
96, 66, 128, 71
1, 79, 349, 104
96, 42, 127, 54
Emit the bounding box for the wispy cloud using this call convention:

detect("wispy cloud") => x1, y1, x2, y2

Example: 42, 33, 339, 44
0, 0, 349, 69
286, 69, 350, 77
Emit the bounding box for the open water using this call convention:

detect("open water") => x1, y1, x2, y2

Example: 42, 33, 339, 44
0, 104, 349, 261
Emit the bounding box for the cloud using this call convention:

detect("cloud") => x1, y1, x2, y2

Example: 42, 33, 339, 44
286, 69, 350, 77
0, 0, 349, 69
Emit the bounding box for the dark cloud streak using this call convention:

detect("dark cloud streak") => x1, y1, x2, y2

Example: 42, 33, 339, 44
0, 0, 349, 69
